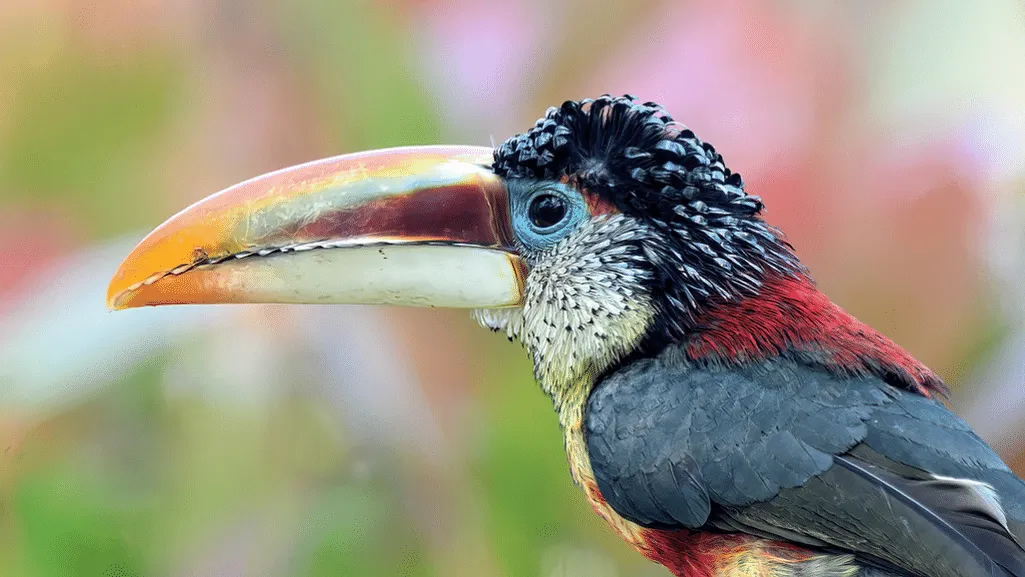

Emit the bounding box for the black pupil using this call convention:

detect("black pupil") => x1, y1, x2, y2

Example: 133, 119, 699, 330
529, 194, 567, 229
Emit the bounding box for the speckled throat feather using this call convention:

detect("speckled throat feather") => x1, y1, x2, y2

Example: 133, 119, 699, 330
473, 214, 657, 424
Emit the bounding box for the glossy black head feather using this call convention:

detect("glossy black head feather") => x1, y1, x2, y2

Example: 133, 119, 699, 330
494, 95, 806, 339
494, 95, 744, 210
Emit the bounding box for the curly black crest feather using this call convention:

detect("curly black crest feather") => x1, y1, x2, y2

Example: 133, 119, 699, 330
494, 95, 806, 339
493, 95, 759, 222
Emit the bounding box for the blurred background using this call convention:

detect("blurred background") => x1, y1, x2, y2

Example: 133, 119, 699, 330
1, 0, 1024, 575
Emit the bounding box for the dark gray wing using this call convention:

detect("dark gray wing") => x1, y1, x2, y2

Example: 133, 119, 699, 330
585, 352, 1025, 577
863, 389, 1025, 529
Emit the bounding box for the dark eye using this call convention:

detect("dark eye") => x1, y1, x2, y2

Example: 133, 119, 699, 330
528, 194, 567, 229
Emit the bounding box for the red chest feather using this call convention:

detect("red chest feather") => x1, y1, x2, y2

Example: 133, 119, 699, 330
683, 274, 946, 398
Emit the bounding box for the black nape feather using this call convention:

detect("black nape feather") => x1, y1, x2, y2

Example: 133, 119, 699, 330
494, 95, 806, 342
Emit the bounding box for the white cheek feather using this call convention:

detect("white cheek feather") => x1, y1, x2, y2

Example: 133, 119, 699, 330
472, 307, 524, 342
474, 215, 656, 411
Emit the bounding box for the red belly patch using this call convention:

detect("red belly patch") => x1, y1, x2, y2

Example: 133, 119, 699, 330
640, 528, 816, 577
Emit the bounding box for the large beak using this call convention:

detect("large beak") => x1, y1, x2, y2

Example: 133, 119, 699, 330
107, 145, 524, 310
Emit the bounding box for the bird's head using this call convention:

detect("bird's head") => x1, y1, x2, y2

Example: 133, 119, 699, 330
108, 95, 803, 415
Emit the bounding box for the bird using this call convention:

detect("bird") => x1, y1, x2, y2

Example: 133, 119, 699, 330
107, 95, 1025, 577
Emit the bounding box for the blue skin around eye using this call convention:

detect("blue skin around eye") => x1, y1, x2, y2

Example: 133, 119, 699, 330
509, 180, 589, 252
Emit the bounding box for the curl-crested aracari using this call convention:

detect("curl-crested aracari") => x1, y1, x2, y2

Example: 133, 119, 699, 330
108, 96, 1025, 577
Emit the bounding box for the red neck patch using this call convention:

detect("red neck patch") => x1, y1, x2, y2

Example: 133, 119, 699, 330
683, 274, 946, 398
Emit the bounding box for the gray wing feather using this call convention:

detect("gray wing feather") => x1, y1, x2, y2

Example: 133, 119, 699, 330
585, 351, 1025, 576
586, 354, 889, 526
